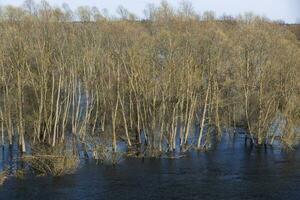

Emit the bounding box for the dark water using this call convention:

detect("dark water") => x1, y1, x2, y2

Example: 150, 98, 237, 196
0, 134, 300, 200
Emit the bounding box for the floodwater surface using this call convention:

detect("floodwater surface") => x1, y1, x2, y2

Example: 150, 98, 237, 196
0, 134, 299, 200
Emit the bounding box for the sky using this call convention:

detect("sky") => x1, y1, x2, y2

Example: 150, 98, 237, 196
0, 0, 299, 23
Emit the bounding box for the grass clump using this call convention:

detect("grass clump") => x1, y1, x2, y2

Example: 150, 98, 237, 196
23, 144, 79, 177
0, 170, 8, 185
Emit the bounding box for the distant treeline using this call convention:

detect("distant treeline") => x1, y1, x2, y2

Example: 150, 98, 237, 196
0, 0, 299, 156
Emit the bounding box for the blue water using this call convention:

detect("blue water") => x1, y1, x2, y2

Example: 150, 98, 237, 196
0, 134, 299, 200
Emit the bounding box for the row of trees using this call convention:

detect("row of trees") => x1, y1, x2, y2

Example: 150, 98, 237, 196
0, 1, 299, 156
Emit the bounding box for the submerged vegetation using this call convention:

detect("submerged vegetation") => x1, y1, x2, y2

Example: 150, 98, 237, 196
23, 144, 79, 176
0, 1, 299, 175
0, 170, 8, 185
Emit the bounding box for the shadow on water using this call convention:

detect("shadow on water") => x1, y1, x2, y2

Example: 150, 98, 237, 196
0, 133, 300, 200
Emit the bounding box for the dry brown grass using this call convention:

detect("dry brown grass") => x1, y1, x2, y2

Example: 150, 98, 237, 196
23, 144, 79, 176
0, 170, 8, 185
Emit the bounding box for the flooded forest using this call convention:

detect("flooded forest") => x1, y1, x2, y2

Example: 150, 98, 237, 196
0, 1, 299, 181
